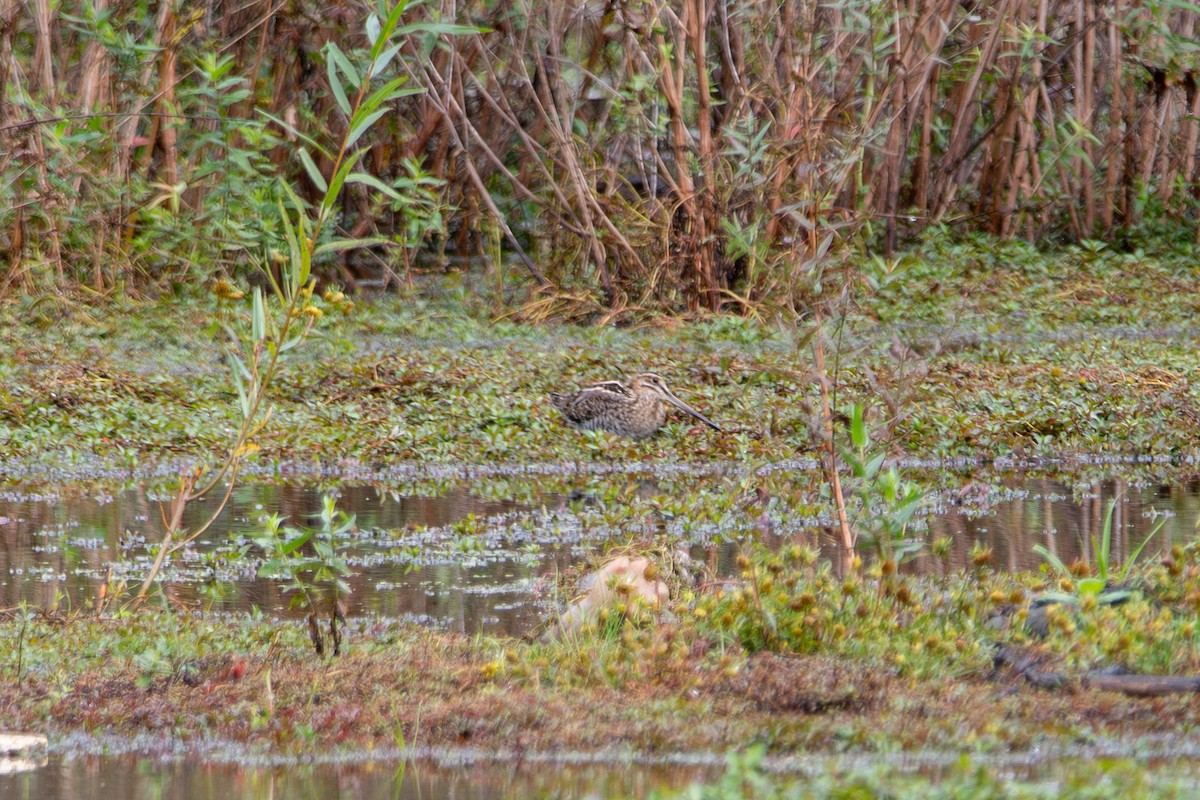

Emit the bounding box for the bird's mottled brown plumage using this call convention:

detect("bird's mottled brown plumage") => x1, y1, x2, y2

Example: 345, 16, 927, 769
549, 373, 720, 440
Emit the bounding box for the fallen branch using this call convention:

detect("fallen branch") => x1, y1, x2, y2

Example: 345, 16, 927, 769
995, 647, 1200, 697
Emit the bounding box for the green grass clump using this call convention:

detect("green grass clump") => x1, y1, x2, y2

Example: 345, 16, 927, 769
685, 539, 1200, 680
644, 747, 1200, 800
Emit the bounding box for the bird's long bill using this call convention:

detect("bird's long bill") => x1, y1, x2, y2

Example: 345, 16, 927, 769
662, 391, 721, 431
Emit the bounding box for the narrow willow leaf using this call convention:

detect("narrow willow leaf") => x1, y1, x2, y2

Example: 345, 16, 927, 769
370, 43, 404, 78
273, 199, 297, 301
325, 50, 352, 116
365, 12, 382, 46
299, 241, 311, 289
327, 44, 362, 91
356, 75, 411, 120
323, 150, 364, 211
374, 0, 409, 49
252, 288, 266, 343
277, 180, 312, 292
227, 354, 250, 417
345, 171, 403, 200
297, 148, 328, 193
346, 107, 392, 149
257, 111, 332, 159
314, 237, 392, 256
395, 21, 487, 35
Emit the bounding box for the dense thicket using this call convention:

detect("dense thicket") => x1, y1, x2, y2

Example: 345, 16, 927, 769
3, 0, 1199, 310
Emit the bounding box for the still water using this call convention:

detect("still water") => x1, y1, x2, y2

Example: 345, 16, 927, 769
0, 752, 710, 799
1, 462, 1197, 637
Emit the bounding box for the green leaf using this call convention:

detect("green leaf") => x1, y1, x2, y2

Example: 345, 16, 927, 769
323, 150, 364, 212
370, 0, 410, 58
257, 111, 332, 159
252, 287, 266, 343
365, 12, 382, 45
1118, 521, 1163, 583
1098, 589, 1135, 605
320, 495, 337, 524
395, 21, 487, 36
1032, 544, 1068, 577
274, 196, 298, 300
327, 43, 362, 92
890, 502, 921, 529
1099, 498, 1117, 580
280, 529, 313, 556
326, 49, 352, 116
297, 148, 328, 193
1033, 593, 1079, 606
346, 107, 392, 149
850, 404, 867, 449
370, 43, 404, 78
314, 237, 392, 257
345, 171, 403, 200
258, 559, 289, 579
227, 354, 251, 417
863, 453, 885, 480
355, 76, 417, 120
277, 180, 312, 289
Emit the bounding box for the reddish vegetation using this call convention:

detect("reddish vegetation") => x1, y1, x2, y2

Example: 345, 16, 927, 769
6, 623, 1200, 757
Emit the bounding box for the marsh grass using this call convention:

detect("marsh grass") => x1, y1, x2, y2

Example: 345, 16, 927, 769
1033, 497, 1162, 607
645, 749, 1200, 800
5, 237, 1200, 464
4, 535, 1200, 757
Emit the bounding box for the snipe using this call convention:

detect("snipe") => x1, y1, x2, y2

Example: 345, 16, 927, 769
549, 373, 720, 440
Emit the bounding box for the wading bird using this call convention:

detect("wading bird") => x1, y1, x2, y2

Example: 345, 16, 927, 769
550, 373, 720, 440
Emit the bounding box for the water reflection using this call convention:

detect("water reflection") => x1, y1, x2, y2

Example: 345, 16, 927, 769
0, 754, 705, 800
2, 473, 1198, 638
0, 484, 546, 635
912, 476, 1188, 575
